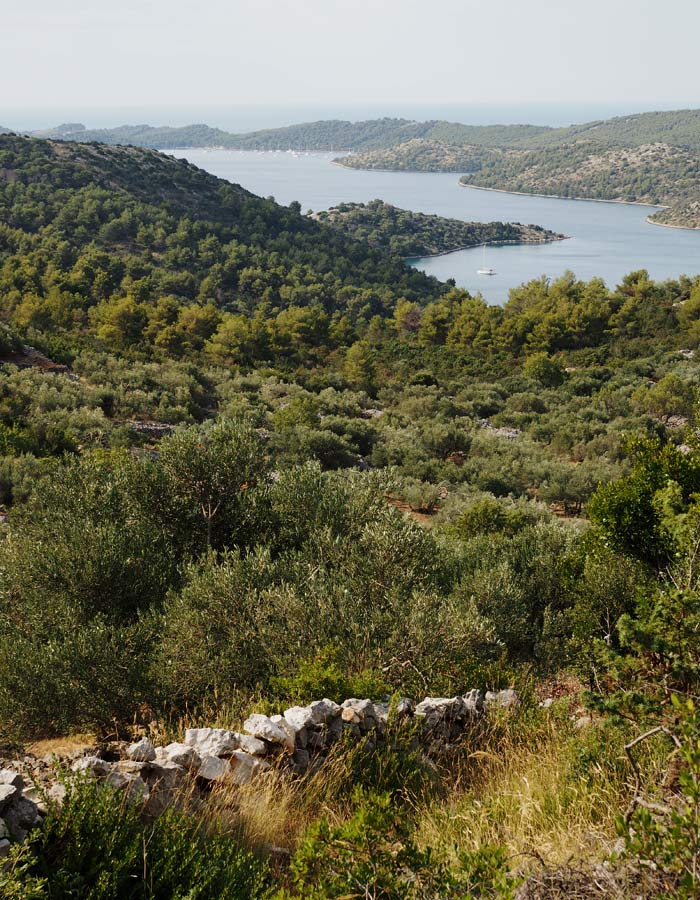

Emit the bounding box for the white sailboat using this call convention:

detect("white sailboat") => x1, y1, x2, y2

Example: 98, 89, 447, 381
477, 243, 496, 276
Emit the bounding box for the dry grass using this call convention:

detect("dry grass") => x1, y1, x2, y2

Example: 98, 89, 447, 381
148, 698, 662, 886
208, 743, 360, 853
413, 715, 628, 870
197, 706, 632, 872
26, 734, 96, 757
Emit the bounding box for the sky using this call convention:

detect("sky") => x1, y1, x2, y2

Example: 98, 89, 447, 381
3, 0, 700, 128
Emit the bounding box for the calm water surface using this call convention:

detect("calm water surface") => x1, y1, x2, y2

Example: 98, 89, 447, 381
176, 149, 700, 304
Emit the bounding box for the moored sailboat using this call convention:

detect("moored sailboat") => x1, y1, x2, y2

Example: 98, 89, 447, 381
477, 243, 497, 275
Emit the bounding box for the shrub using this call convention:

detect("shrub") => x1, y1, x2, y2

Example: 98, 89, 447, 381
270, 646, 389, 705
0, 614, 158, 738
448, 497, 528, 540
522, 352, 565, 387
21, 776, 269, 900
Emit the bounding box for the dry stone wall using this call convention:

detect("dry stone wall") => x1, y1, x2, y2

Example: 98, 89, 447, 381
0, 690, 518, 850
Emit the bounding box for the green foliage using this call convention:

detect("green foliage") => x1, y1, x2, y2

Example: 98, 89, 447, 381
155, 465, 471, 708
270, 646, 389, 705
0, 613, 158, 737
633, 372, 696, 420
0, 134, 438, 369
589, 436, 700, 564
0, 844, 48, 899
22, 776, 268, 899
280, 788, 519, 899
448, 496, 529, 539
598, 587, 700, 723
453, 521, 582, 662
158, 417, 270, 551
461, 141, 700, 215
522, 352, 565, 387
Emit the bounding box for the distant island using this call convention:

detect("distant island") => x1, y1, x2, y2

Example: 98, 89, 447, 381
312, 200, 567, 257
25, 118, 552, 152
15, 108, 700, 228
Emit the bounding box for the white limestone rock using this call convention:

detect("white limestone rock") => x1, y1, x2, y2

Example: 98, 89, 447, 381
71, 755, 111, 777
163, 742, 200, 770
308, 698, 341, 725
126, 737, 156, 762
0, 784, 17, 812
0, 769, 24, 790
462, 689, 485, 716
283, 705, 315, 731
184, 727, 240, 758
414, 697, 466, 728
243, 714, 288, 746
484, 689, 519, 710
105, 771, 150, 802
237, 734, 268, 756
229, 750, 270, 785
341, 706, 360, 725
197, 755, 230, 782
270, 715, 297, 753
4, 796, 42, 840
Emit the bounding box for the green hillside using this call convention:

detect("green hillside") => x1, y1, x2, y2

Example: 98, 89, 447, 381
338, 139, 497, 172
461, 142, 700, 205
0, 134, 441, 357
650, 198, 700, 228
29, 108, 700, 153
522, 107, 700, 151
31, 122, 233, 148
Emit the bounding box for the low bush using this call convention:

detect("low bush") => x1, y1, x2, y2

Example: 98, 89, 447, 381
14, 777, 269, 900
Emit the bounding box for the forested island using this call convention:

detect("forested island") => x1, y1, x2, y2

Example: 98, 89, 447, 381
4, 133, 700, 896
313, 199, 566, 256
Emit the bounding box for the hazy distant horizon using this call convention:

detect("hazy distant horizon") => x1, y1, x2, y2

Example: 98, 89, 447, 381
3, 100, 699, 135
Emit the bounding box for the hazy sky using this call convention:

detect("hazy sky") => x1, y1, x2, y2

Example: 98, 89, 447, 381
3, 0, 700, 115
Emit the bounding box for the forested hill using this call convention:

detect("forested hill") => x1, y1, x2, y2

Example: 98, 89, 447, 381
31, 122, 234, 149
529, 108, 700, 151
0, 134, 443, 360
314, 200, 566, 257
31, 119, 553, 151
28, 108, 700, 152
460, 142, 700, 206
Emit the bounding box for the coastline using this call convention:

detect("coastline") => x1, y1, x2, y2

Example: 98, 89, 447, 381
331, 158, 465, 175
645, 215, 700, 232
458, 181, 665, 210
403, 234, 569, 262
